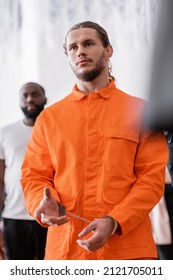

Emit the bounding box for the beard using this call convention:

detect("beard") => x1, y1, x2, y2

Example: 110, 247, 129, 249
21, 104, 45, 120
71, 53, 105, 82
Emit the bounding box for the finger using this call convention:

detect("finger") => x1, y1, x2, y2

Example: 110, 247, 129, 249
78, 222, 96, 237
76, 239, 89, 251
86, 239, 103, 252
77, 238, 102, 252
80, 233, 98, 247
41, 213, 69, 226
49, 215, 69, 225
34, 187, 51, 219
34, 207, 42, 219
44, 186, 51, 201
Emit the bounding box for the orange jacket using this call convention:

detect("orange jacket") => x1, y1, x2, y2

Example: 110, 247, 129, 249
21, 81, 168, 259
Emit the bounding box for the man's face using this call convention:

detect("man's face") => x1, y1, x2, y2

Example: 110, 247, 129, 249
66, 28, 111, 81
20, 84, 47, 119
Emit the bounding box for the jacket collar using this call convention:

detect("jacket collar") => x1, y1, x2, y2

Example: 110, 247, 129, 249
72, 80, 117, 101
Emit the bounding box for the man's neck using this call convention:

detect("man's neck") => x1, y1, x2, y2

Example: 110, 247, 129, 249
23, 118, 35, 126
76, 76, 110, 94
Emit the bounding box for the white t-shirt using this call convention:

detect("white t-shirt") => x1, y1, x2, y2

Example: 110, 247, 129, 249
0, 120, 34, 220
150, 196, 172, 245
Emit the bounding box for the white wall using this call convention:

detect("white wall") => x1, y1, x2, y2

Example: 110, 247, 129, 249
0, 0, 156, 128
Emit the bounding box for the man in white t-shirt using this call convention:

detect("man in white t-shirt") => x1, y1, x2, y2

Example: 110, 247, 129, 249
0, 82, 47, 259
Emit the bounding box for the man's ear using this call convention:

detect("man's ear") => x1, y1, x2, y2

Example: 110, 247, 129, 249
105, 44, 113, 60
44, 97, 48, 105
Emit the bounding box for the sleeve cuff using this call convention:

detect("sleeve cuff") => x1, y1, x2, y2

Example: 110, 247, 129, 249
103, 215, 118, 235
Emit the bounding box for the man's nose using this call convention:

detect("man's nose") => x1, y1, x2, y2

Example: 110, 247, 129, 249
77, 45, 86, 56
26, 95, 34, 102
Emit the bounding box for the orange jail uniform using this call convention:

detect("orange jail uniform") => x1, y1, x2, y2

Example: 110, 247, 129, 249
21, 80, 168, 260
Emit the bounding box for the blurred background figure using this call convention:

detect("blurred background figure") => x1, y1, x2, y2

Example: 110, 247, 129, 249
150, 167, 173, 259
145, 0, 173, 131
0, 82, 48, 260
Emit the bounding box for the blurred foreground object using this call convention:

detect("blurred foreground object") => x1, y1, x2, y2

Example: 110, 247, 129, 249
145, 0, 173, 131
0, 221, 4, 260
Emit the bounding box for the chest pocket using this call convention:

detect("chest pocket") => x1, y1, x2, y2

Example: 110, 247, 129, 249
100, 126, 139, 176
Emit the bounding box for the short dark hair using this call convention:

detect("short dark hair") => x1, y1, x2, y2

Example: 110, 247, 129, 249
20, 82, 46, 96
63, 21, 115, 81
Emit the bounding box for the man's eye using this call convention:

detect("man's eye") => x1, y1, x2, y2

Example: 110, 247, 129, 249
86, 42, 93, 47
70, 46, 77, 51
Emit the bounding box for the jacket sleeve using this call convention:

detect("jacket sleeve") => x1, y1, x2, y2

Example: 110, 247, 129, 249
108, 126, 169, 236
21, 113, 60, 217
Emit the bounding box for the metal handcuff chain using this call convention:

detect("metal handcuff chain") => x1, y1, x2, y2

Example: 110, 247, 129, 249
58, 202, 91, 223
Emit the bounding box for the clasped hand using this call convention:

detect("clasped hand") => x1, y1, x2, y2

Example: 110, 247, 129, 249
34, 187, 116, 252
